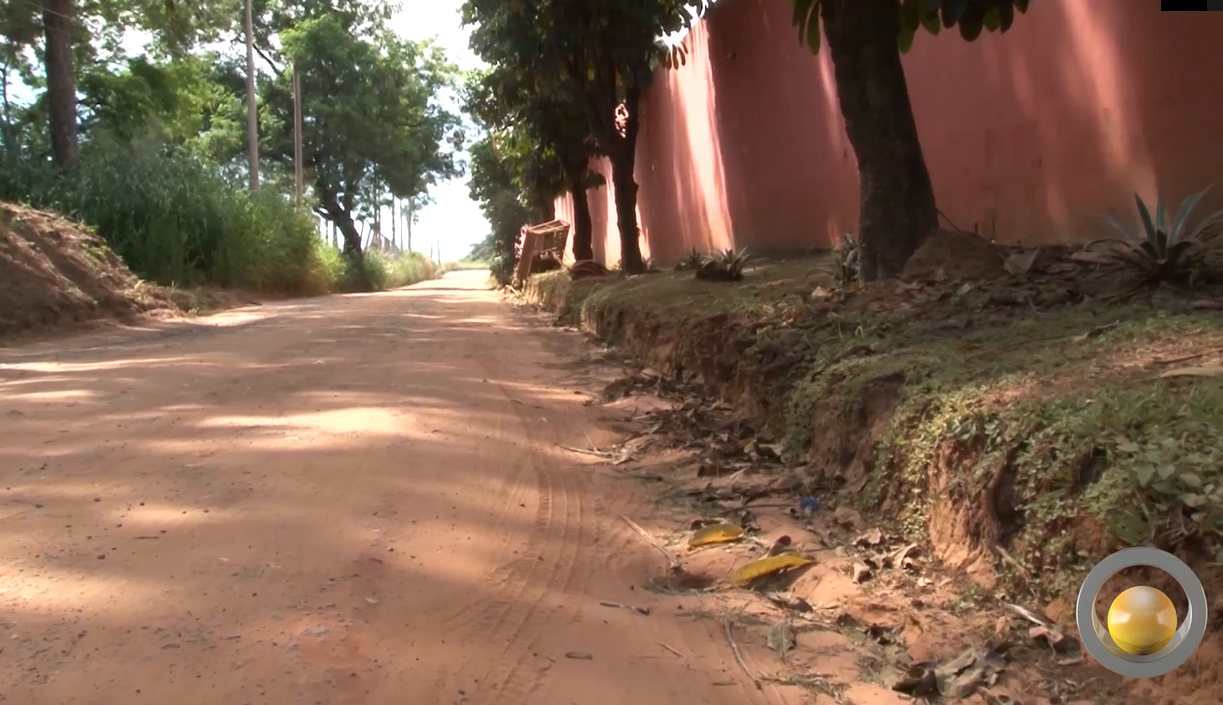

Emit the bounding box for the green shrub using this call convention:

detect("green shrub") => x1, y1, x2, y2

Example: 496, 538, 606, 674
0, 133, 341, 294
361, 249, 438, 291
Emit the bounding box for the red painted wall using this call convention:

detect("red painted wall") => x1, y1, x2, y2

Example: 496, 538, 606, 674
556, 0, 1223, 265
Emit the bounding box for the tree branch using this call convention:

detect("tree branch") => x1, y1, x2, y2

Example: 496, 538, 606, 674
246, 35, 283, 77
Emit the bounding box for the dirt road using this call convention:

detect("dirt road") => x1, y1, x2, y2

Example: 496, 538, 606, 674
0, 272, 798, 705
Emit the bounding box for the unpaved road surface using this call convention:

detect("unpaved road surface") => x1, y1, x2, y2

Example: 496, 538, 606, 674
0, 272, 800, 705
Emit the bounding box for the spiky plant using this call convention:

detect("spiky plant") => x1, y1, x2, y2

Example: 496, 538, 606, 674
718, 247, 752, 278
1091, 187, 1223, 288
675, 247, 706, 271
832, 233, 860, 284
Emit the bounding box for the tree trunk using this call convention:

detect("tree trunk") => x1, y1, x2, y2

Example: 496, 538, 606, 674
42, 0, 77, 170
1, 61, 17, 153
335, 212, 372, 290
563, 163, 594, 261
821, 0, 937, 281
243, 0, 259, 191
531, 192, 555, 224
610, 155, 643, 273
610, 86, 645, 274
317, 184, 370, 290
406, 198, 413, 252
570, 184, 594, 262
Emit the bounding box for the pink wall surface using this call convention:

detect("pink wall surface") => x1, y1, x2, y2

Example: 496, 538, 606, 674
556, 0, 1223, 265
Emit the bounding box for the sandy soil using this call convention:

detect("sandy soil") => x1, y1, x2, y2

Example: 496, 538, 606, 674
0, 271, 815, 705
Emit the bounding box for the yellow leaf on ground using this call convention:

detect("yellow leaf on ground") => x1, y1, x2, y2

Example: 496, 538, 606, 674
729, 552, 814, 587
689, 523, 744, 548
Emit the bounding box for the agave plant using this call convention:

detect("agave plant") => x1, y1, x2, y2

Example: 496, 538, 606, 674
718, 247, 752, 278
675, 247, 706, 271
694, 247, 751, 282
1093, 187, 1223, 287
833, 233, 860, 284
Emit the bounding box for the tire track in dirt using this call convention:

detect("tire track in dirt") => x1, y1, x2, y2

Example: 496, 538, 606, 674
419, 350, 589, 702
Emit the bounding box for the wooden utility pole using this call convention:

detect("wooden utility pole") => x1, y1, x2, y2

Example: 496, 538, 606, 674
292, 61, 303, 205
390, 199, 398, 251
406, 198, 413, 252
244, 0, 259, 191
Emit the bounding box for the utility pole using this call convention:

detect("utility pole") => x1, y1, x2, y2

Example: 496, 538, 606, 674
390, 199, 398, 251
244, 0, 259, 191
406, 197, 413, 252
293, 61, 303, 205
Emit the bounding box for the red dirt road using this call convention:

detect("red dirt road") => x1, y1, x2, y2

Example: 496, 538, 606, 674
0, 272, 797, 705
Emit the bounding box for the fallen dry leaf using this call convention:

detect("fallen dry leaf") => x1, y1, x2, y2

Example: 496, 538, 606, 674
689, 523, 745, 548
729, 552, 814, 587
855, 527, 885, 547
1004, 249, 1039, 276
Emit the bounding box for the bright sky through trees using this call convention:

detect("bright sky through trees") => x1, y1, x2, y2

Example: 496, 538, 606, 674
389, 0, 487, 262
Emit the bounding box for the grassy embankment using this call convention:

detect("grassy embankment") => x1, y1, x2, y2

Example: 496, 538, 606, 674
525, 255, 1223, 602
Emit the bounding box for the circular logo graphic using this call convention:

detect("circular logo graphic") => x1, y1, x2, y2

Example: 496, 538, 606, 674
1075, 547, 1208, 678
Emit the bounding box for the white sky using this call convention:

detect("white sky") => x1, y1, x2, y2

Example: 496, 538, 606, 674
388, 1, 489, 262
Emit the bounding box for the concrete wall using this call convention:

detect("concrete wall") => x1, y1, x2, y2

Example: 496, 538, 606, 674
555, 0, 1223, 265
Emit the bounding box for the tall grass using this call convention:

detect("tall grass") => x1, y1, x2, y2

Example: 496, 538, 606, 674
0, 134, 344, 294
363, 249, 438, 291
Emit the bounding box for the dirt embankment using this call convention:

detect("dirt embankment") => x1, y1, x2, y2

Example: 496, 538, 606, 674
522, 233, 1223, 703
0, 203, 251, 342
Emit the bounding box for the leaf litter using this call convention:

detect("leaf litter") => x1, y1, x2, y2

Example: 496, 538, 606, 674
582, 343, 1110, 702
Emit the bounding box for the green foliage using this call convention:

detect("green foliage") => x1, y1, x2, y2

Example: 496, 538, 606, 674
256, 9, 462, 256
362, 249, 438, 291
463, 0, 715, 272
789, 0, 1030, 54
0, 133, 340, 293
465, 132, 530, 286
77, 52, 246, 160
1094, 188, 1223, 288
2, 0, 461, 297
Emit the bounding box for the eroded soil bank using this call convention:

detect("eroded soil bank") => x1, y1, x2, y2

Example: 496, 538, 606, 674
0, 202, 258, 344
522, 247, 1223, 704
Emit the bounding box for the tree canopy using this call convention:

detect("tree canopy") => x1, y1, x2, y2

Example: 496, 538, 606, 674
1, 0, 461, 293
462, 0, 710, 272
258, 12, 464, 261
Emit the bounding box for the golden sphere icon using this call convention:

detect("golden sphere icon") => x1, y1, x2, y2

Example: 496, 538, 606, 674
1077, 547, 1208, 678
1107, 586, 1178, 655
